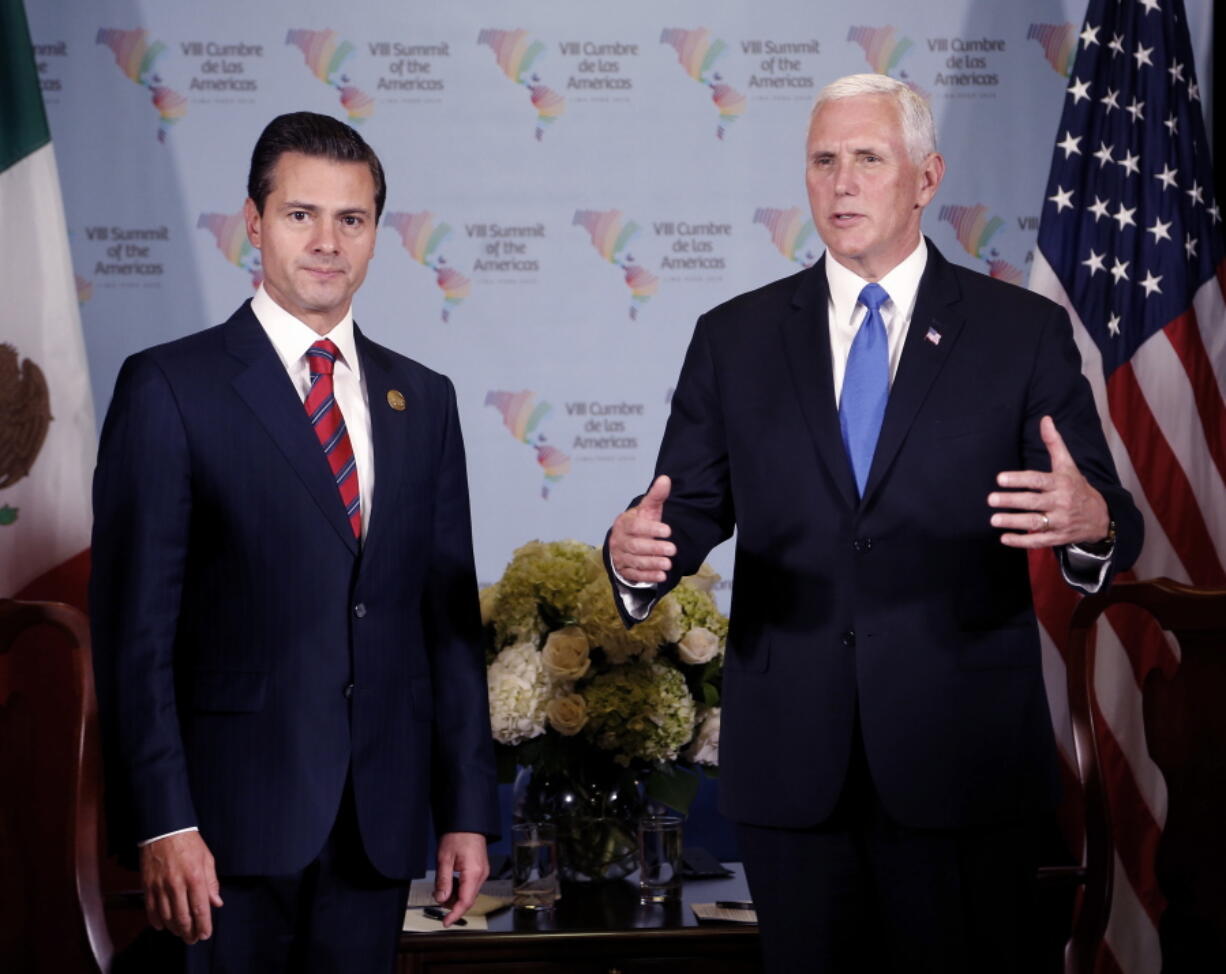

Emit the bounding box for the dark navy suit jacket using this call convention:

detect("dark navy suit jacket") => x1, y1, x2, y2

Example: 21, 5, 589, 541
91, 301, 498, 878
613, 242, 1142, 831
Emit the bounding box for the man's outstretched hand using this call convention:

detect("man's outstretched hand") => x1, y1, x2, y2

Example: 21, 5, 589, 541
988, 415, 1110, 549
609, 475, 676, 583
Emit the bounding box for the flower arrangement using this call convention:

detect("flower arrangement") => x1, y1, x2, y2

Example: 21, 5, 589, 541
483, 539, 725, 816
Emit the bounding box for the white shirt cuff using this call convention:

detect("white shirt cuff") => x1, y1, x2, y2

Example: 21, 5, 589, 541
1060, 542, 1114, 594
138, 825, 199, 847
610, 563, 658, 620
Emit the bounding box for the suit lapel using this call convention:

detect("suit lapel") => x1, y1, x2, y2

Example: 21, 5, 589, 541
861, 241, 966, 504
356, 326, 427, 560
224, 303, 360, 554
779, 259, 860, 508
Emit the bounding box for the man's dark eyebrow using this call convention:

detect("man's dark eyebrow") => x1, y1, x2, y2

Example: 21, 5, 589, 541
279, 200, 372, 216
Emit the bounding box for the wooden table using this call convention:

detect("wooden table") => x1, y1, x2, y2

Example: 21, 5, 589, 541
398, 865, 762, 973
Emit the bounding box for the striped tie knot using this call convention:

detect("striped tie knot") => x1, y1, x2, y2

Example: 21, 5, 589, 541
307, 338, 339, 377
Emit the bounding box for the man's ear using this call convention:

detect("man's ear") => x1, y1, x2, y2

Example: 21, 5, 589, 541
917, 152, 945, 208
243, 197, 262, 249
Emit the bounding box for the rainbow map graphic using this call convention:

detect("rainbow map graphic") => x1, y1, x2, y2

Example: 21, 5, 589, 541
383, 212, 471, 323
572, 209, 660, 320
484, 390, 571, 498
845, 25, 928, 98
846, 25, 913, 76
1026, 23, 1078, 78
659, 28, 746, 140
197, 211, 263, 288
938, 204, 1004, 259
987, 257, 1025, 286
477, 29, 565, 141
96, 28, 186, 142
286, 29, 374, 122
753, 207, 818, 266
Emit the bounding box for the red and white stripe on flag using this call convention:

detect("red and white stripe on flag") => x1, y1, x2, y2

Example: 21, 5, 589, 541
1029, 1, 1225, 971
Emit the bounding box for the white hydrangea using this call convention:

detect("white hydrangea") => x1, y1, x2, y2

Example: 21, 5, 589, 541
487, 642, 550, 745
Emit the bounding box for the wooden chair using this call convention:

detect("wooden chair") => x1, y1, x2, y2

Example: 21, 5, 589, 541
1064, 577, 1226, 973
0, 599, 113, 974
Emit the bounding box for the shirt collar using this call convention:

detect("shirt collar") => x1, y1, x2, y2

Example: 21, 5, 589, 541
824, 236, 929, 328
250, 284, 360, 380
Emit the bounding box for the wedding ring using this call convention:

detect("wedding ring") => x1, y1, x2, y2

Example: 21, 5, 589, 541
1040, 514, 1050, 531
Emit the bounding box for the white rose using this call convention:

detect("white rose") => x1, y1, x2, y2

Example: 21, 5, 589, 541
546, 693, 588, 735
685, 707, 720, 766
541, 625, 591, 682
677, 626, 720, 665
686, 563, 720, 593
487, 643, 549, 745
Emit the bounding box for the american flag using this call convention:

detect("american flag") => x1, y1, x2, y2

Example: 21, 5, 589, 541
1028, 1, 1225, 972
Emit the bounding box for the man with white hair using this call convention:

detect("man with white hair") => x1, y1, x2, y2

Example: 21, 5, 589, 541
607, 74, 1141, 971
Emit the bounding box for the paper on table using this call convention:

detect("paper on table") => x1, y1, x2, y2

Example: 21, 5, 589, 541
402, 909, 489, 933
406, 878, 514, 916
691, 902, 758, 925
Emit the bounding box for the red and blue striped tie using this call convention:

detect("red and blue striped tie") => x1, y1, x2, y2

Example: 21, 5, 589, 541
305, 339, 362, 540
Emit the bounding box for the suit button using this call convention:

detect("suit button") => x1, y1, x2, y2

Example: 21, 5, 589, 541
853, 537, 873, 552
353, 603, 367, 618
842, 630, 856, 647
343, 682, 356, 700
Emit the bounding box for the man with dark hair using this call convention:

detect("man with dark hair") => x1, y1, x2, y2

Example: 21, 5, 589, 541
607, 74, 1142, 972
91, 111, 498, 972
246, 110, 387, 220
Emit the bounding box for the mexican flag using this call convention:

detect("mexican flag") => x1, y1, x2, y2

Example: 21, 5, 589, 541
1, 0, 95, 610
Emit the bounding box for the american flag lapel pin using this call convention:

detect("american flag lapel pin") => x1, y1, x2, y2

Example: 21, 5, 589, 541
925, 326, 942, 346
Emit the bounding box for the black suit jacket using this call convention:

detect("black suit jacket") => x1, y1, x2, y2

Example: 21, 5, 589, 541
614, 242, 1141, 830
91, 301, 499, 878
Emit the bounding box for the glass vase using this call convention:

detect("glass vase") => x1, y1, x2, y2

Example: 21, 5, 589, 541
511, 762, 644, 883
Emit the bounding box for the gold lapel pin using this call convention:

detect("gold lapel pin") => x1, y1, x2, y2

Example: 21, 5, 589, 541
387, 389, 406, 411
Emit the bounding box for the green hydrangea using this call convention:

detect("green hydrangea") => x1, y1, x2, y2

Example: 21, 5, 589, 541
583, 660, 697, 766
573, 575, 682, 664
672, 575, 728, 644
490, 540, 603, 646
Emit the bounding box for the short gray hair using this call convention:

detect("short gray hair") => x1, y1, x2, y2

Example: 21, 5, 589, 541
811, 74, 937, 165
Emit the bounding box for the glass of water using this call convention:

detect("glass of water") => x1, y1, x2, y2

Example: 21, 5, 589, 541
637, 814, 683, 903
512, 822, 558, 910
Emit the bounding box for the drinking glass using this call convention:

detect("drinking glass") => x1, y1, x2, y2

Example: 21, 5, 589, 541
512, 822, 558, 910
637, 814, 683, 903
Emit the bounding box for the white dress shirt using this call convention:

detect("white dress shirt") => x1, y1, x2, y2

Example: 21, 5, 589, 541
826, 236, 928, 403
251, 284, 375, 541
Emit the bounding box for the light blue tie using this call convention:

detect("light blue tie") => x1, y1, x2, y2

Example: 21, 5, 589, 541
840, 283, 890, 496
